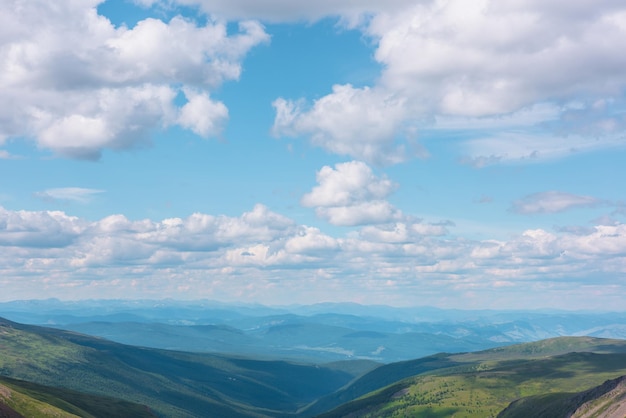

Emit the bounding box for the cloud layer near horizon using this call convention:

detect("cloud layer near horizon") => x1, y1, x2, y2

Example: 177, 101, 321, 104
1, 204, 624, 308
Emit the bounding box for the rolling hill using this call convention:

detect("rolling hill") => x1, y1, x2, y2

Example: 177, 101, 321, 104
313, 337, 626, 418
0, 317, 371, 417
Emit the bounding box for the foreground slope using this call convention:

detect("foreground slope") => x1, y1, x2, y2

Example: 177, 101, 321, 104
315, 337, 626, 418
0, 376, 156, 418
498, 374, 626, 418
0, 317, 362, 417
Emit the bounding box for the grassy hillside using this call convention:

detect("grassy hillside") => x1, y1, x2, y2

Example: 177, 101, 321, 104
0, 376, 156, 418
0, 317, 363, 417
316, 337, 626, 418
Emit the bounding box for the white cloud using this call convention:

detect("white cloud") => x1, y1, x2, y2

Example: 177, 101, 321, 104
1, 204, 626, 308
358, 221, 449, 243
302, 161, 396, 207
301, 161, 402, 226
316, 201, 401, 227
33, 188, 105, 204
511, 191, 603, 214
273, 86, 414, 165
0, 1, 268, 159
177, 89, 228, 137
284, 227, 338, 254
369, 0, 626, 116
268, 0, 626, 165
0, 207, 86, 248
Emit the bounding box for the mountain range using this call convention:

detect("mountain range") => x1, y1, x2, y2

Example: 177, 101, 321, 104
2, 299, 626, 364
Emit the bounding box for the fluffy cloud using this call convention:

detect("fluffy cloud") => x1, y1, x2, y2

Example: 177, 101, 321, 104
0, 207, 86, 248
0, 1, 268, 159
284, 227, 338, 254
270, 0, 626, 165
511, 191, 603, 214
273, 86, 413, 165
301, 161, 402, 226
302, 160, 396, 207
367, 0, 626, 116
177, 90, 229, 137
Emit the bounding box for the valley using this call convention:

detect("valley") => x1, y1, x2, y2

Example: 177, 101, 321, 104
1, 301, 626, 417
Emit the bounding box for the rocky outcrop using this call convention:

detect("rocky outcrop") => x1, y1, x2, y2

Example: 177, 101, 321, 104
570, 375, 626, 418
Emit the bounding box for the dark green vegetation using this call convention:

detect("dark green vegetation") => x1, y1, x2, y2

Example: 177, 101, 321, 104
315, 337, 626, 418
0, 317, 370, 417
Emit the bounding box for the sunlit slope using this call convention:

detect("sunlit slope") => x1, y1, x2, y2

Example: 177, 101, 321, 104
315, 337, 626, 418
0, 317, 359, 417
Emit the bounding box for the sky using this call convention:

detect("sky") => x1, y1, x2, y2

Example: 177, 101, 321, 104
1, 0, 626, 310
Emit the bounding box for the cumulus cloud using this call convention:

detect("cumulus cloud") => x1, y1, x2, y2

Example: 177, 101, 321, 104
273, 86, 414, 165
269, 0, 626, 165
369, 0, 626, 116
511, 191, 603, 214
0, 207, 86, 247
301, 161, 402, 226
33, 188, 105, 204
302, 160, 396, 207
0, 1, 268, 159
284, 226, 338, 254
177, 89, 229, 137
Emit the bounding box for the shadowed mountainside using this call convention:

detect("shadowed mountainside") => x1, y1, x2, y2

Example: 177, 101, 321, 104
498, 375, 626, 418
0, 317, 368, 417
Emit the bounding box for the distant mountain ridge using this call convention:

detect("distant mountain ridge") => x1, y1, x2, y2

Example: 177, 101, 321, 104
2, 299, 626, 364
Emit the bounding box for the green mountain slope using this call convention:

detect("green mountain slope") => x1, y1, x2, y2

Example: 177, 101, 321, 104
315, 337, 626, 418
0, 376, 156, 418
0, 317, 363, 417
498, 374, 626, 418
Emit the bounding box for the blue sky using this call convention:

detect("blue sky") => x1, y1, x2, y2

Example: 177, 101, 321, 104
1, 0, 625, 309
